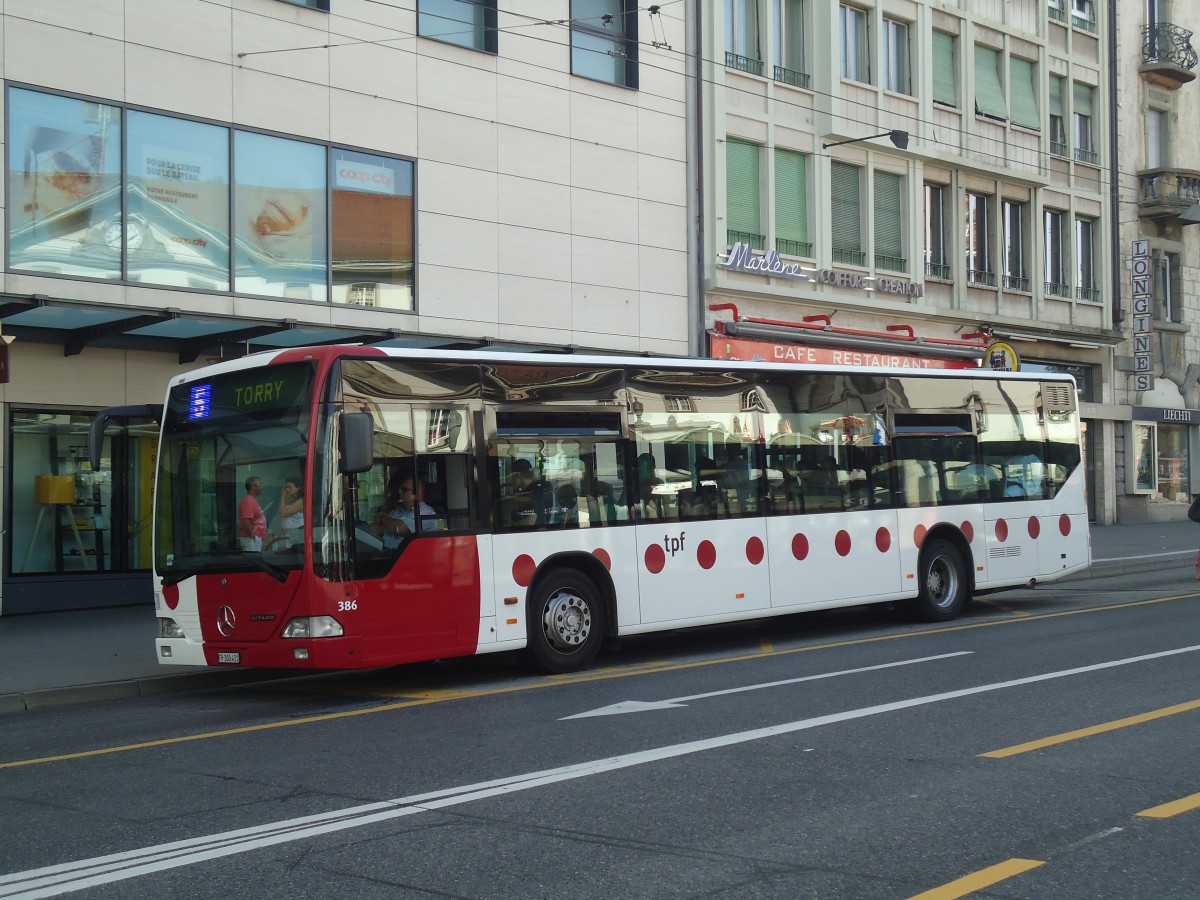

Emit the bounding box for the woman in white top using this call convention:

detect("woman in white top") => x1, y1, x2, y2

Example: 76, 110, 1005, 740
277, 476, 304, 549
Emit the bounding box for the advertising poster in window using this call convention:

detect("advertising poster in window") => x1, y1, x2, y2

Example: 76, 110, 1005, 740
126, 111, 231, 290
234, 132, 327, 301
7, 89, 122, 278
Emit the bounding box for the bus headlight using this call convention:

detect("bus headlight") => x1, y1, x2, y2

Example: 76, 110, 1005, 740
158, 618, 185, 639
281, 616, 344, 639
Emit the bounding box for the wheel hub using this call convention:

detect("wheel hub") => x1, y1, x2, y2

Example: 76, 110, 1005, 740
542, 589, 591, 652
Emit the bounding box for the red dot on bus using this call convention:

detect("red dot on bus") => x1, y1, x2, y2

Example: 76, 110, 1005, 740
875, 527, 891, 553
961, 521, 974, 543
791, 533, 809, 560
1059, 514, 1071, 536
1028, 516, 1041, 539
162, 584, 180, 610
592, 548, 611, 570
835, 530, 851, 557
746, 536, 764, 565
512, 554, 537, 587
914, 524, 927, 548
698, 540, 717, 570
996, 519, 1009, 542
645, 543, 666, 574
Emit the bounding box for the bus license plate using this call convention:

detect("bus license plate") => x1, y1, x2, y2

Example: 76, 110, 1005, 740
217, 652, 241, 664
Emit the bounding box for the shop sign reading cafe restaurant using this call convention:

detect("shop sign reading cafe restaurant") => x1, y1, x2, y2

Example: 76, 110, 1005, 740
710, 243, 1000, 370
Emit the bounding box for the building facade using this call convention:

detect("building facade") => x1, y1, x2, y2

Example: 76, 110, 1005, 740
0, 0, 691, 613
1113, 0, 1200, 522
701, 0, 1126, 524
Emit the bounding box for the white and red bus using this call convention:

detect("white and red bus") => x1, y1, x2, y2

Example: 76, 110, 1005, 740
91, 346, 1089, 674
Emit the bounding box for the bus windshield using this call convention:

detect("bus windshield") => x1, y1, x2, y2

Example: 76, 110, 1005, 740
156, 362, 315, 582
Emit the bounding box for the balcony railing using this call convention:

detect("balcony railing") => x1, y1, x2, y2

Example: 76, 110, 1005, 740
967, 268, 997, 287
925, 262, 951, 280
727, 230, 765, 250
1137, 168, 1200, 224
875, 254, 907, 272
1074, 146, 1099, 165
1050, 140, 1069, 157
1045, 281, 1072, 298
1048, 5, 1067, 24
1141, 23, 1198, 88
773, 65, 811, 90
1077, 286, 1101, 302
725, 52, 764, 77
1004, 275, 1030, 292
832, 248, 866, 267
776, 238, 812, 257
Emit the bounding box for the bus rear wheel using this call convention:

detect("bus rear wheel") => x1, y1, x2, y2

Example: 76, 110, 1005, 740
909, 538, 967, 622
525, 569, 606, 674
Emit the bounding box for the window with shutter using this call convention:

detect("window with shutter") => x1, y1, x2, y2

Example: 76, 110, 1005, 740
774, 149, 810, 256
1009, 57, 1038, 130
830, 161, 863, 264
1146, 109, 1166, 168
932, 31, 957, 107
874, 171, 904, 270
1049, 76, 1067, 155
974, 46, 1006, 120
726, 139, 762, 246
924, 183, 949, 278
1072, 82, 1095, 161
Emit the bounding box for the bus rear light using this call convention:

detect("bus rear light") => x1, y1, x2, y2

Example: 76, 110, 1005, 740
504, 597, 518, 605
282, 616, 344, 639
160, 646, 173, 658
159, 619, 185, 639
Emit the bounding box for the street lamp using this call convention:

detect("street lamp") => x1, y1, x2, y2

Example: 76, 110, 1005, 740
822, 130, 910, 151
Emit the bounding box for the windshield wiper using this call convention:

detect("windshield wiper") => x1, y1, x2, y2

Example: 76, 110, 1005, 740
160, 567, 201, 588
238, 552, 289, 583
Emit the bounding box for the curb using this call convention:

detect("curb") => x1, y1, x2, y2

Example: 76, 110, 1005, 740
1071, 551, 1194, 580
0, 668, 301, 714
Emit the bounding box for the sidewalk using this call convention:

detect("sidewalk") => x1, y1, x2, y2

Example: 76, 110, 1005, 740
1, 521, 1197, 713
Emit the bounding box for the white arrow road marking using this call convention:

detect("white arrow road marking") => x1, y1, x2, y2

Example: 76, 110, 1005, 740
561, 652, 975, 719
3, 643, 1199, 899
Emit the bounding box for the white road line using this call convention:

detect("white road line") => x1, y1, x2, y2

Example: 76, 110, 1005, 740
3, 643, 1198, 899
562, 651, 975, 718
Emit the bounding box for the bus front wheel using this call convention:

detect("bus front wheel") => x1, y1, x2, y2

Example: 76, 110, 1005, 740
910, 539, 967, 622
525, 569, 606, 674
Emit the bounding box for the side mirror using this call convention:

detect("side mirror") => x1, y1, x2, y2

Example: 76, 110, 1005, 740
89, 404, 163, 470
338, 412, 374, 474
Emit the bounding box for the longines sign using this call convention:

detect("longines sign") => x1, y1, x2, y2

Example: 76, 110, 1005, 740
718, 242, 924, 298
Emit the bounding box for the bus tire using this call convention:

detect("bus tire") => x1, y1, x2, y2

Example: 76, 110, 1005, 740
525, 568, 606, 674
909, 538, 967, 622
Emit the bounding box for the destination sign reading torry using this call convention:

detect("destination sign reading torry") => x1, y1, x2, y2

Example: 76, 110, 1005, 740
182, 365, 312, 422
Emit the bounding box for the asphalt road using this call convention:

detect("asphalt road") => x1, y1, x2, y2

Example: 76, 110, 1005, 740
2, 568, 1198, 899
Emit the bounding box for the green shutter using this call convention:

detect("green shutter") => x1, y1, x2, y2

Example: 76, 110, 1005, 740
874, 171, 903, 259
1049, 75, 1064, 118
974, 45, 1006, 120
932, 31, 957, 107
726, 139, 761, 235
774, 149, 808, 246
830, 161, 861, 251
1009, 57, 1039, 130
1072, 82, 1093, 116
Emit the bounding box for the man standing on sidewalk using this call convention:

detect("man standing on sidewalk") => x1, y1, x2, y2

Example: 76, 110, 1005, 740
238, 475, 267, 551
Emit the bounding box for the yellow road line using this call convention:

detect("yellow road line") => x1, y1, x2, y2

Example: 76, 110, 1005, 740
980, 698, 1200, 758
908, 858, 1045, 899
2, 591, 1197, 770
1137, 792, 1200, 819
974, 597, 1031, 617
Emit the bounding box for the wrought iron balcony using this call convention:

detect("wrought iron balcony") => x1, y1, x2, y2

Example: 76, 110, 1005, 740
1141, 23, 1197, 89
1138, 168, 1200, 225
